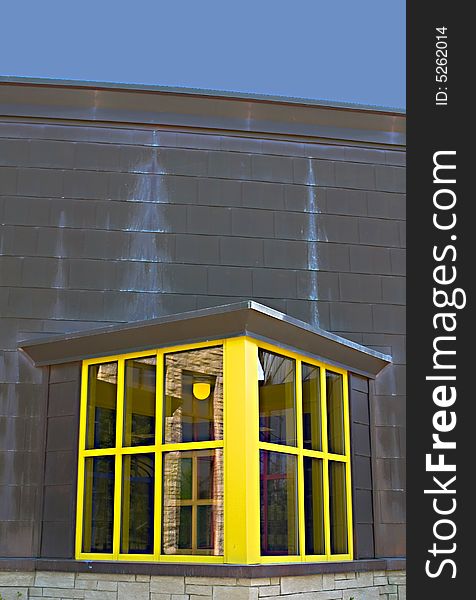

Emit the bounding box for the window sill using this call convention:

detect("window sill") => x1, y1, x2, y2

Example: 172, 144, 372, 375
0, 557, 406, 577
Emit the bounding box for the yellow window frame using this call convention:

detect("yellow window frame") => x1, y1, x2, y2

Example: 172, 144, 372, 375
75, 336, 353, 564
76, 341, 225, 564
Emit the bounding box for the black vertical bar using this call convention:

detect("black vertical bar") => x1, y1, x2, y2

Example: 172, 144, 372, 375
408, 4, 471, 598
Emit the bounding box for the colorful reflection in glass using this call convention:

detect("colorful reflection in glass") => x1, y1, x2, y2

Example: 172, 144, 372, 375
164, 347, 223, 444
86, 362, 117, 449
260, 450, 298, 555
258, 350, 296, 446
162, 449, 223, 555
123, 356, 156, 447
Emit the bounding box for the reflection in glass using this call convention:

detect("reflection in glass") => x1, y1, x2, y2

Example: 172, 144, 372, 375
197, 454, 214, 499
303, 457, 325, 555
162, 449, 223, 555
86, 362, 117, 449
197, 505, 215, 549
260, 450, 298, 555
178, 506, 192, 549
164, 347, 223, 444
123, 357, 156, 447
121, 454, 154, 554
326, 371, 345, 455
82, 456, 115, 553
302, 363, 321, 451
258, 350, 296, 446
329, 461, 348, 555
179, 457, 192, 499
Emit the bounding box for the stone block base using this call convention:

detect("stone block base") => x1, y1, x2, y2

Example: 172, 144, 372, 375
0, 569, 406, 600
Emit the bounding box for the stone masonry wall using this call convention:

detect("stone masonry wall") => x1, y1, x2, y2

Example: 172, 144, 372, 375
0, 569, 406, 600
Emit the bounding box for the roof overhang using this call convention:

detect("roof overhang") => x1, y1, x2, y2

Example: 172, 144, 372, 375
19, 301, 391, 378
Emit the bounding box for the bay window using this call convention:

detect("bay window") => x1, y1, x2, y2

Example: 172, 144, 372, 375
76, 337, 353, 563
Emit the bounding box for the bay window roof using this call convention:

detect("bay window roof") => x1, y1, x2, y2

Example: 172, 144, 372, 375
18, 301, 391, 378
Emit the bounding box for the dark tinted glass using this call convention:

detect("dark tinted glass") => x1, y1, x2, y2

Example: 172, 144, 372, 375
177, 506, 192, 550
197, 505, 215, 550
120, 454, 154, 554
303, 457, 325, 555
82, 456, 115, 553
302, 363, 321, 451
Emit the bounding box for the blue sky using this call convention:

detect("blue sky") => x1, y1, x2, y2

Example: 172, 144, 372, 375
0, 0, 405, 108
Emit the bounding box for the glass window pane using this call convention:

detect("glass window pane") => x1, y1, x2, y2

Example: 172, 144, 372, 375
329, 461, 348, 555
164, 347, 223, 444
86, 362, 117, 449
303, 457, 325, 555
180, 457, 193, 500
302, 363, 321, 451
162, 449, 223, 556
258, 350, 296, 446
82, 456, 115, 553
121, 454, 154, 554
178, 506, 192, 549
197, 505, 215, 550
260, 450, 298, 556
326, 371, 345, 455
123, 356, 156, 447
197, 455, 214, 499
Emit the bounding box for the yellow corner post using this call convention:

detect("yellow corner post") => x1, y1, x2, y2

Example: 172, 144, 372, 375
223, 337, 260, 564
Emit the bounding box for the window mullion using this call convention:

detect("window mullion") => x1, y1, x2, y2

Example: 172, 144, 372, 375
192, 454, 198, 553
75, 362, 89, 558
321, 369, 331, 559
258, 441, 299, 455
320, 368, 329, 454
323, 456, 331, 560
112, 358, 125, 559
155, 350, 164, 560
295, 360, 306, 559
121, 455, 131, 553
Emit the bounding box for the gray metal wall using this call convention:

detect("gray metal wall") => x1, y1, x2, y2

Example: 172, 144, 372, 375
348, 374, 376, 559
0, 104, 405, 558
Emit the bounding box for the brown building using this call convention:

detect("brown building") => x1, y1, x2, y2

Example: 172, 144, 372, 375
0, 78, 405, 599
